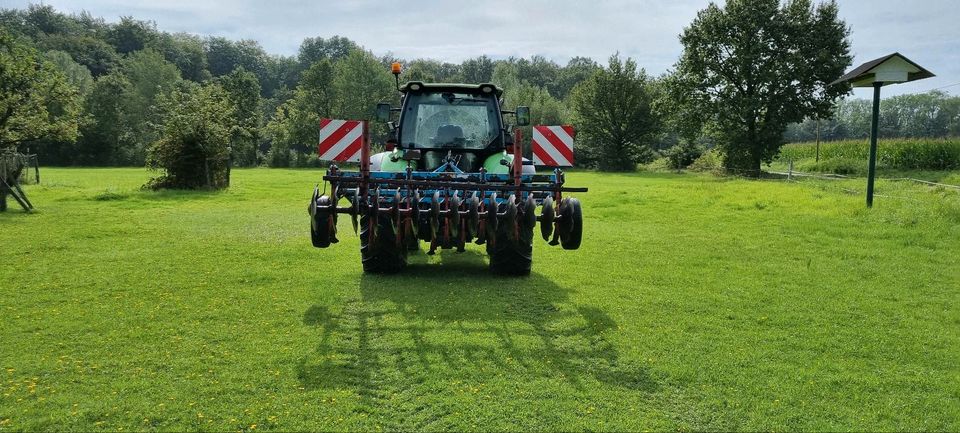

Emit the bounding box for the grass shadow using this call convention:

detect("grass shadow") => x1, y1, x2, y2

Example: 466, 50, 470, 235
296, 251, 657, 419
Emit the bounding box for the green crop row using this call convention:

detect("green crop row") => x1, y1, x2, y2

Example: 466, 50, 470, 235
778, 138, 960, 171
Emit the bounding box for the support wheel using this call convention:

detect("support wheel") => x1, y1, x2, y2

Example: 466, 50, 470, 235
560, 197, 583, 250
360, 213, 407, 273
310, 195, 335, 248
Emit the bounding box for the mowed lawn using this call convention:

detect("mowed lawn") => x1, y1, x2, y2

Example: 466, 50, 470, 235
1, 168, 958, 431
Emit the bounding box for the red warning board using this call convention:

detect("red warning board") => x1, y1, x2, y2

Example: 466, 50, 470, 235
318, 119, 364, 162
532, 125, 575, 167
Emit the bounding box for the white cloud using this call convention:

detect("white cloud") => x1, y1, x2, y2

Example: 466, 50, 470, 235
5, 0, 957, 95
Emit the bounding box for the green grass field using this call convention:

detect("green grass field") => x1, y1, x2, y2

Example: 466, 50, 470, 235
2, 168, 959, 431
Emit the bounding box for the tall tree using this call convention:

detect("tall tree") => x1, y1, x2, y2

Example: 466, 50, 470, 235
297, 36, 358, 67
216, 67, 262, 166
117, 49, 182, 164
672, 0, 852, 174
569, 54, 660, 171
76, 72, 131, 164
461, 55, 495, 84
106, 16, 158, 55
44, 50, 94, 95
0, 31, 81, 149
149, 32, 210, 82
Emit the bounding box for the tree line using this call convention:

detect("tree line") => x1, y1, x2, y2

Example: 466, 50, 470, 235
1, 1, 953, 178
785, 91, 960, 143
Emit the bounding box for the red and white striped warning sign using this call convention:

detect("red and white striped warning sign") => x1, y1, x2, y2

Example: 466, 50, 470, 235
318, 119, 364, 162
532, 125, 575, 167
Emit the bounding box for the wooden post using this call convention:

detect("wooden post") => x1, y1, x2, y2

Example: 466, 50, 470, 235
788, 160, 793, 181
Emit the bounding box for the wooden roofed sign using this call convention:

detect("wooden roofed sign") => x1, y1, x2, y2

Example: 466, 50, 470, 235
830, 52, 935, 88
830, 52, 934, 208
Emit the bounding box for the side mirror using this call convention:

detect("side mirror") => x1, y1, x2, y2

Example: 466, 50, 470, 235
376, 103, 391, 122
515, 106, 530, 126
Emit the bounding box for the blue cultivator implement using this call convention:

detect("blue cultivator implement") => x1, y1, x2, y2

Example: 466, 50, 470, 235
309, 65, 586, 274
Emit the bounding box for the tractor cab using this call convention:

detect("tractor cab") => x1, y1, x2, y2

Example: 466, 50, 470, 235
375, 82, 530, 173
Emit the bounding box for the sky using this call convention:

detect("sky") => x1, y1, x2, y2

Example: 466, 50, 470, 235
4, 0, 958, 98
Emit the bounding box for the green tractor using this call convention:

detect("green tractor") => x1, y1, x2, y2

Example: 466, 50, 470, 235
309, 63, 585, 275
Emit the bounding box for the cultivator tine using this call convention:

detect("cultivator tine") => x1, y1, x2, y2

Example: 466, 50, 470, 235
393, 191, 402, 247
428, 191, 441, 255
411, 190, 421, 238
350, 195, 359, 234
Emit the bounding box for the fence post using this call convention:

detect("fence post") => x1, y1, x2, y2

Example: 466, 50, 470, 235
788, 160, 793, 181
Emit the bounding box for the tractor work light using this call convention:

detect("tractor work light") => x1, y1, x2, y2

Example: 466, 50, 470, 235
480, 85, 494, 94
391, 62, 402, 75
409, 83, 422, 91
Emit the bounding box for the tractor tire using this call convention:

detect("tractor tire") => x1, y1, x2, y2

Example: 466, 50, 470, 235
360, 213, 407, 273
487, 209, 534, 276
560, 198, 583, 250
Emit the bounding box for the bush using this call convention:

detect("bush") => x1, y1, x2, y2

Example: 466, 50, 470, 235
688, 149, 723, 173
663, 142, 704, 170
266, 145, 290, 168
145, 84, 233, 190
641, 157, 672, 172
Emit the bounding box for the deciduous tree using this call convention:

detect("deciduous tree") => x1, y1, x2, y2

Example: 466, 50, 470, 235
672, 0, 852, 174
0, 31, 81, 149
569, 54, 660, 171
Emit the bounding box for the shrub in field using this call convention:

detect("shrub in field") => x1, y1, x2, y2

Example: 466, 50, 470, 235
779, 138, 960, 171
664, 142, 705, 169
688, 148, 723, 173
146, 84, 233, 190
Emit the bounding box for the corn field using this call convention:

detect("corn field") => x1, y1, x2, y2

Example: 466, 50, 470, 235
778, 138, 960, 171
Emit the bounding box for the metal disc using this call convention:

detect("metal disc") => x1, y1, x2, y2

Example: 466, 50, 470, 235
449, 194, 461, 238
540, 196, 554, 241
523, 195, 536, 229
504, 195, 518, 242
467, 193, 480, 239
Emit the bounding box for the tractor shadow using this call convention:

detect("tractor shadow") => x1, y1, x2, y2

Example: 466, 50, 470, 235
296, 250, 657, 414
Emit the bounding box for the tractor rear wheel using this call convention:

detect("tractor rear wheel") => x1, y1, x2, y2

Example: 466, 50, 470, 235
360, 213, 407, 273
486, 205, 533, 276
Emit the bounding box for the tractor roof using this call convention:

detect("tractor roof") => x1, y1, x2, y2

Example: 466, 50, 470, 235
400, 81, 503, 97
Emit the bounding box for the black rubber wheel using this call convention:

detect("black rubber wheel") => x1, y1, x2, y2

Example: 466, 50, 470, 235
310, 196, 334, 248
560, 197, 583, 250
360, 213, 407, 273
487, 201, 533, 276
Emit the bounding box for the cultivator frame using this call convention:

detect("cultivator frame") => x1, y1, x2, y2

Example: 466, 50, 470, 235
309, 128, 587, 274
